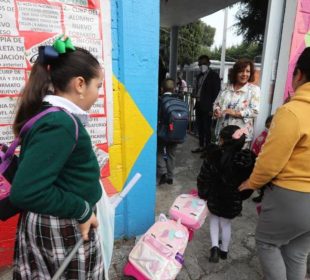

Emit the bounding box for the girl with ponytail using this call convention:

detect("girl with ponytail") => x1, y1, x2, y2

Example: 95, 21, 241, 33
197, 125, 256, 263
11, 37, 105, 279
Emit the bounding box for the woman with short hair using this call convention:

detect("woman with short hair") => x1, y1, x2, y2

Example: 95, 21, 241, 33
213, 59, 260, 147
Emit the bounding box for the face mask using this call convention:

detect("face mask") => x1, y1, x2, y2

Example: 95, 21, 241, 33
199, 65, 208, 73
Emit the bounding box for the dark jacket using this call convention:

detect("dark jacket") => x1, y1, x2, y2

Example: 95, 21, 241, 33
194, 69, 221, 114
197, 144, 256, 219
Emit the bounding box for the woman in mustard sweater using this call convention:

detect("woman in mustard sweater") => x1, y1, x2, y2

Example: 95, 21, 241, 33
239, 48, 310, 280
10, 38, 104, 279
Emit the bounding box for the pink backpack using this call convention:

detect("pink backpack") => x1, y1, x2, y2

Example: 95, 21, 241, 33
124, 214, 189, 280
169, 194, 208, 230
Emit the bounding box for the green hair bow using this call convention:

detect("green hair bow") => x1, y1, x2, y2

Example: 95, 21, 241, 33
52, 35, 76, 54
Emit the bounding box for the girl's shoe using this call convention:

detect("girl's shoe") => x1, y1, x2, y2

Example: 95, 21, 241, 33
219, 249, 228, 260
166, 178, 173, 185
191, 147, 204, 153
209, 246, 220, 263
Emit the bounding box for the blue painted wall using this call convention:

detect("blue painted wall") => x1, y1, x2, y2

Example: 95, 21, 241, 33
111, 0, 160, 238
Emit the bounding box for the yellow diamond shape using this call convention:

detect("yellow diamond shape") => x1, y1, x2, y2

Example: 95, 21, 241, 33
108, 76, 154, 191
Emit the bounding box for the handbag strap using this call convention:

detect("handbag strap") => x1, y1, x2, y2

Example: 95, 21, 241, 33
2, 107, 79, 163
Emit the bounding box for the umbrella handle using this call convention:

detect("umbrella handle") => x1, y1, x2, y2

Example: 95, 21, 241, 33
51, 238, 84, 280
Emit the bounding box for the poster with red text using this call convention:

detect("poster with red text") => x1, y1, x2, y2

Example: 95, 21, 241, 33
0, 0, 111, 177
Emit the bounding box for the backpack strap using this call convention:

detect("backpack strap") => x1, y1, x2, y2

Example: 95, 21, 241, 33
0, 146, 6, 162
58, 108, 79, 152
3, 107, 79, 162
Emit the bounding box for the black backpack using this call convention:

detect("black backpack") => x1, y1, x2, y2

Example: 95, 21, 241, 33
158, 95, 189, 143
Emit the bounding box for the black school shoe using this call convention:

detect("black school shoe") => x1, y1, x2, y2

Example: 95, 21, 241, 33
158, 174, 167, 185
191, 147, 204, 153
209, 246, 220, 263
166, 178, 173, 185
219, 249, 228, 260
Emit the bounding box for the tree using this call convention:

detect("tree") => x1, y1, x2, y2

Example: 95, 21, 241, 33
209, 42, 262, 62
160, 20, 216, 67
234, 0, 269, 48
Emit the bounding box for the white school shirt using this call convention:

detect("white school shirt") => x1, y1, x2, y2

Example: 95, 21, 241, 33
43, 95, 89, 126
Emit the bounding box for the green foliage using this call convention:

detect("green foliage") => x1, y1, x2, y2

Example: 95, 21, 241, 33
160, 20, 215, 66
234, 0, 269, 46
209, 42, 262, 62
160, 2, 266, 68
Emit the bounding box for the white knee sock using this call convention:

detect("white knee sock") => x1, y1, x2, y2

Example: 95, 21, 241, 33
209, 214, 220, 248
219, 217, 231, 252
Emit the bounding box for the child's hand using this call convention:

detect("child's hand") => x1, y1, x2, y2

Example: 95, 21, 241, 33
79, 213, 99, 241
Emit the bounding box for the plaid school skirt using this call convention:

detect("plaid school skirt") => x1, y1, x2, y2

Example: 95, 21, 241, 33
13, 212, 104, 280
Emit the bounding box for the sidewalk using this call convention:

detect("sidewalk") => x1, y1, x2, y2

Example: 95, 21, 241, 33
111, 134, 264, 279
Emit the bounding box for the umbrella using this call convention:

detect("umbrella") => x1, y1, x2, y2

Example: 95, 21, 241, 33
52, 173, 142, 280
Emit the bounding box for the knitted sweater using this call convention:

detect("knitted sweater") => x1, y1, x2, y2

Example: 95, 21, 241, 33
249, 82, 310, 192
10, 109, 102, 223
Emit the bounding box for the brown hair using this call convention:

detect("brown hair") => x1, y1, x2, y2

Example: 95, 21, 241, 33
228, 58, 255, 85
162, 78, 175, 92
13, 47, 100, 135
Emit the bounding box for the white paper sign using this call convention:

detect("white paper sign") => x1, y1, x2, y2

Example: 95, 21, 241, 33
63, 5, 100, 39
0, 125, 14, 144
48, 0, 88, 6
0, 37, 26, 68
25, 35, 59, 64
0, 69, 25, 95
0, 97, 17, 124
71, 37, 104, 65
17, 2, 62, 33
93, 146, 109, 168
0, 97, 18, 124
89, 97, 105, 115
86, 116, 107, 145
0, 0, 18, 36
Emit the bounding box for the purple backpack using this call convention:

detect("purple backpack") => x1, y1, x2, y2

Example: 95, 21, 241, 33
0, 107, 78, 221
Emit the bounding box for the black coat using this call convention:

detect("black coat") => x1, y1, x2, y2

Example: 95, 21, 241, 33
194, 70, 221, 114
197, 144, 256, 219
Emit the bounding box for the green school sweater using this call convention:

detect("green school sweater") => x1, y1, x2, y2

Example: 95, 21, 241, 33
10, 110, 102, 223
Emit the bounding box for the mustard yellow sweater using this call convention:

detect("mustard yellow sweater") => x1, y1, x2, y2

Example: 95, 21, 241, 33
249, 82, 310, 192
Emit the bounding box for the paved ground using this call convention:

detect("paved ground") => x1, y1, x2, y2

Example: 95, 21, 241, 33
110, 134, 264, 280
1, 134, 310, 279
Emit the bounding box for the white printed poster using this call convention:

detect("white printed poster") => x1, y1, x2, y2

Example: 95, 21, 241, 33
0, 0, 112, 177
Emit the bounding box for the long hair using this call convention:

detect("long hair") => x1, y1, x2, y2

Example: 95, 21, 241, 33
219, 125, 246, 169
13, 47, 100, 135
